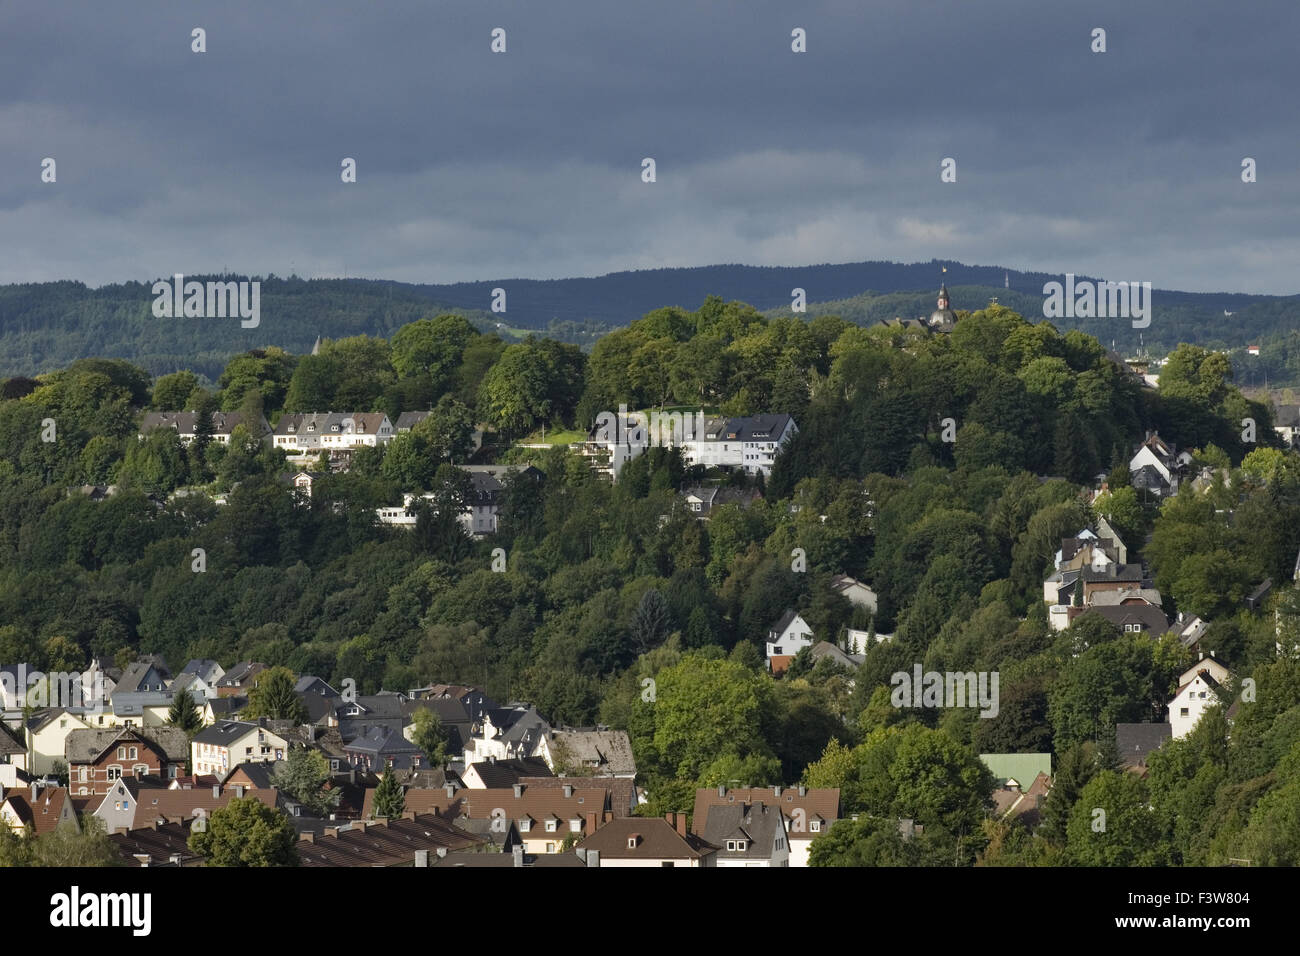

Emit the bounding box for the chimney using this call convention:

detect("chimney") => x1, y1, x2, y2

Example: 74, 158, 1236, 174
212, 784, 221, 798
773, 785, 782, 798
414, 849, 429, 867
258, 716, 267, 728
676, 813, 688, 838
585, 849, 600, 868
301, 832, 314, 844
324, 826, 339, 839
512, 844, 524, 868
355, 820, 368, 832
512, 783, 523, 798
1199, 651, 1204, 660
436, 846, 447, 858
586, 810, 599, 833
717, 784, 725, 798
488, 755, 495, 764
563, 784, 573, 798
798, 785, 807, 797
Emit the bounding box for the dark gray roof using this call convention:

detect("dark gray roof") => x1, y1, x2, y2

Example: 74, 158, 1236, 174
113, 660, 171, 696
1080, 603, 1171, 635
697, 802, 784, 861
192, 720, 270, 746
180, 659, 224, 683
225, 761, 279, 789
209, 696, 247, 717
1116, 723, 1172, 767
768, 609, 801, 637
344, 725, 424, 757
467, 757, 552, 788
216, 662, 266, 688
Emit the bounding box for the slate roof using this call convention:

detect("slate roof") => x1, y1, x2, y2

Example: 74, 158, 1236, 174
0, 726, 25, 755
768, 609, 802, 638
1078, 603, 1171, 634
1116, 723, 1172, 769
692, 786, 840, 833
223, 761, 279, 789
344, 725, 425, 758
139, 411, 267, 438
695, 802, 785, 861
1089, 588, 1163, 607
215, 662, 266, 688
180, 659, 224, 684
467, 757, 553, 788
114, 660, 171, 696
192, 720, 278, 747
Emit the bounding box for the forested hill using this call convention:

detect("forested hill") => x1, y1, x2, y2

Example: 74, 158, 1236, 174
3, 261, 1298, 379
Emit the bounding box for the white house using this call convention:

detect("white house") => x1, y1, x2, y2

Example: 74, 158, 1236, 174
829, 575, 878, 614
1168, 656, 1232, 739
190, 720, 289, 777
273, 412, 395, 453
766, 610, 814, 675
583, 412, 797, 481
138, 410, 271, 446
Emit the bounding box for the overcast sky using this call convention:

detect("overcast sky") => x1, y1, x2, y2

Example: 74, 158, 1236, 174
1, 0, 1296, 294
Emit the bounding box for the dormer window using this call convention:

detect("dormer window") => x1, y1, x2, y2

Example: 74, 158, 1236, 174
545, 819, 558, 832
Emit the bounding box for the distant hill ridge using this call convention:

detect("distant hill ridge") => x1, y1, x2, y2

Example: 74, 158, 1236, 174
1, 261, 1297, 378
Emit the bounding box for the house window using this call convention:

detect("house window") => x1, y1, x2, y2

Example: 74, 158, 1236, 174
810, 820, 821, 833
129, 747, 138, 759
118, 747, 126, 759
1180, 708, 1189, 717
545, 843, 556, 853
79, 767, 88, 782
545, 819, 558, 832
134, 765, 149, 777
736, 841, 746, 852
628, 837, 638, 849
570, 819, 581, 832
106, 766, 122, 781
773, 646, 782, 655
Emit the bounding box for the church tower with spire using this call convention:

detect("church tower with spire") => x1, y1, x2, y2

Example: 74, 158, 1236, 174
928, 282, 956, 331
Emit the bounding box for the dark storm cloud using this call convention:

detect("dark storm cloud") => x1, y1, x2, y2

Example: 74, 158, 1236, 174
1, 0, 1297, 293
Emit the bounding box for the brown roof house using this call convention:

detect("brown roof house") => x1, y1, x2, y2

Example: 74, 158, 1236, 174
1, 782, 78, 836
573, 813, 716, 867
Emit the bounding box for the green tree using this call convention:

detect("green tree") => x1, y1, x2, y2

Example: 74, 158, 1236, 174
373, 767, 405, 819
244, 666, 309, 722
189, 796, 298, 866
272, 746, 342, 816
28, 816, 121, 867
167, 687, 204, 734
1066, 770, 1170, 865
409, 707, 449, 768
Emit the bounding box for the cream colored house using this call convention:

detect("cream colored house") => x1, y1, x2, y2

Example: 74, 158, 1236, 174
24, 709, 93, 775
